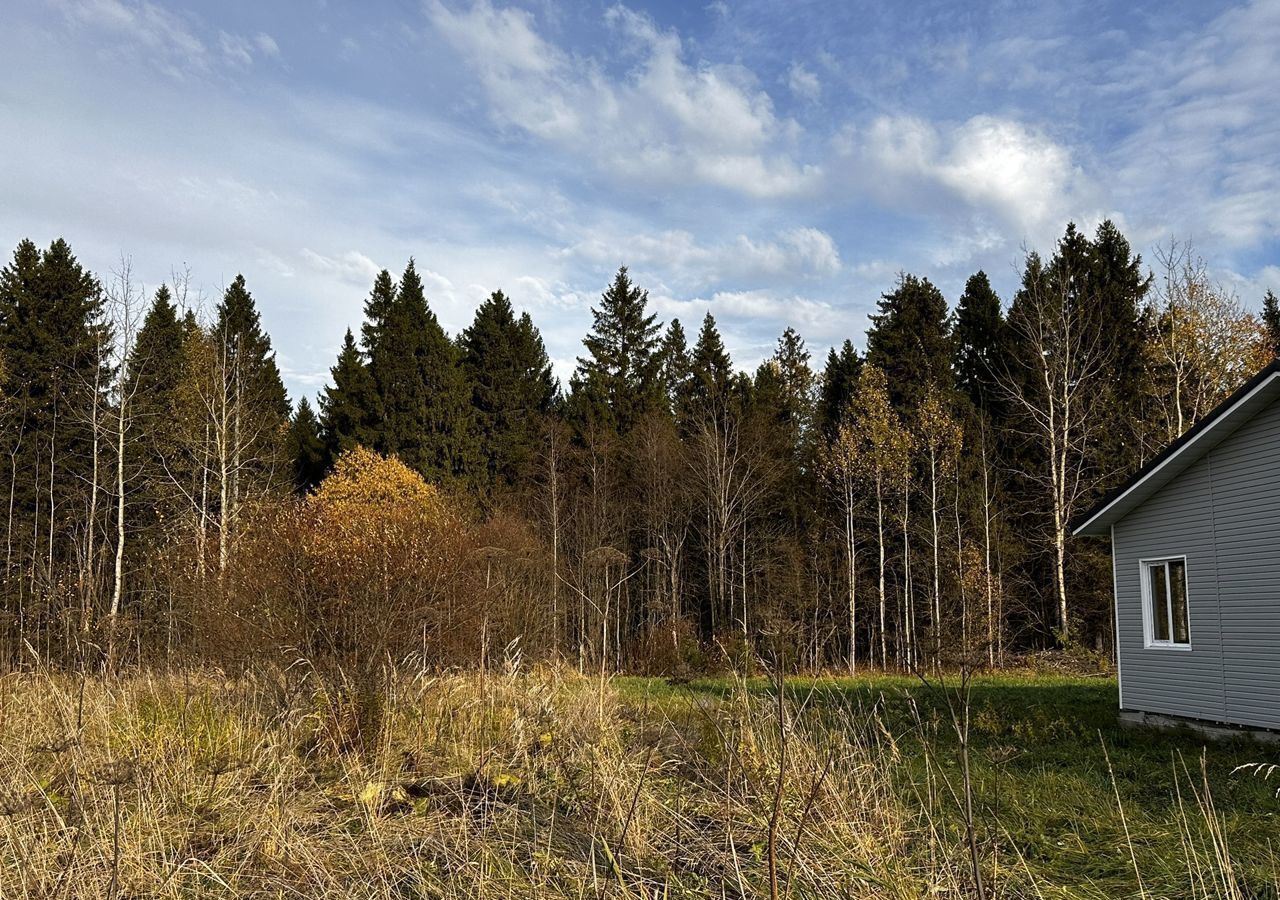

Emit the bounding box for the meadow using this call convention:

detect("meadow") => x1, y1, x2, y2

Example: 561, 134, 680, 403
0, 667, 1276, 898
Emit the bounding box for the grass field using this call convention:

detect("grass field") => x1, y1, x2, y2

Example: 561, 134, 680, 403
620, 673, 1280, 897
0, 667, 1276, 898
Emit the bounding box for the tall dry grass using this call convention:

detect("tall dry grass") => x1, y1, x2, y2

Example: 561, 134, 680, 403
0, 667, 1256, 898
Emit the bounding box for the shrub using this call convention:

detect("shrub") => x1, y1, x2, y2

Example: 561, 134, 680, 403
213, 448, 476, 674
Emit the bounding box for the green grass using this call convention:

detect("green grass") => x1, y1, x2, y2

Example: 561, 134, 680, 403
616, 672, 1280, 897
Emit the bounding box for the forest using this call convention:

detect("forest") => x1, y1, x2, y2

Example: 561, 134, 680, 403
1, 221, 1277, 676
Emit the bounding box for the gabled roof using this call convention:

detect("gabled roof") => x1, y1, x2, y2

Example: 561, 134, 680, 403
1073, 360, 1280, 537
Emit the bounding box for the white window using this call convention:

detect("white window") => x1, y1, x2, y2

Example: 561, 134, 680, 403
1140, 557, 1191, 649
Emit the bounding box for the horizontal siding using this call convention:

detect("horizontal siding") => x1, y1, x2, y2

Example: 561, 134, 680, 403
1113, 451, 1225, 722
1208, 398, 1280, 730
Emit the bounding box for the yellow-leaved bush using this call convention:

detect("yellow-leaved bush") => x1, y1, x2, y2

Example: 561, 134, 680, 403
304, 446, 457, 572
216, 448, 478, 670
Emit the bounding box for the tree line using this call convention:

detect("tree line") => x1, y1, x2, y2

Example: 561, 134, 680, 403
1, 224, 1276, 673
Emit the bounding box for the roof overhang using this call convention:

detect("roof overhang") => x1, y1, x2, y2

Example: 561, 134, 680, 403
1073, 362, 1280, 537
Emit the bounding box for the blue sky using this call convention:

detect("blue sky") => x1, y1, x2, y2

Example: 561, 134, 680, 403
2, 0, 1278, 402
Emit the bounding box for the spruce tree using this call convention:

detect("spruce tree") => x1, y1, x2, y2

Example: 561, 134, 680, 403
1085, 220, 1151, 396
865, 273, 953, 415
181, 308, 201, 342
755, 328, 818, 535
370, 260, 478, 483
214, 274, 290, 421
319, 329, 379, 461
211, 274, 291, 520
128, 285, 185, 409
0, 238, 111, 589
1049, 222, 1151, 483
459, 290, 556, 491
687, 312, 733, 414
953, 271, 1004, 414
572, 266, 662, 434
125, 284, 188, 537
1262, 289, 1280, 359
770, 328, 815, 438
1002, 225, 1152, 643
657, 318, 692, 415
360, 269, 397, 359
287, 397, 326, 492
816, 340, 863, 443
951, 272, 1009, 619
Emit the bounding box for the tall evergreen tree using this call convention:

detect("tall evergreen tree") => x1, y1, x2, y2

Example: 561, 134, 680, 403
214, 274, 290, 422
124, 284, 188, 537
207, 274, 291, 555
1262, 289, 1280, 359
319, 329, 379, 462
0, 238, 111, 597
1079, 220, 1152, 471
817, 340, 862, 443
128, 285, 185, 411
459, 290, 556, 491
686, 312, 733, 416
754, 330, 816, 475
865, 273, 953, 414
1085, 220, 1151, 391
754, 328, 818, 536
657, 318, 692, 415
572, 267, 662, 434
286, 397, 326, 493
953, 271, 1004, 414
370, 260, 477, 482
360, 269, 397, 359
770, 328, 816, 438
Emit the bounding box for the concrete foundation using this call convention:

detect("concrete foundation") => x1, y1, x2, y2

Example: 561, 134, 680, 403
1119, 709, 1280, 744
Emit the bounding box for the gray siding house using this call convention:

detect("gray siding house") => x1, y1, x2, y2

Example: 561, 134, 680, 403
1075, 361, 1280, 731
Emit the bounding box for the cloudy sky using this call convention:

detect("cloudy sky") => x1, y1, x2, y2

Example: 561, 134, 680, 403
2, 0, 1278, 402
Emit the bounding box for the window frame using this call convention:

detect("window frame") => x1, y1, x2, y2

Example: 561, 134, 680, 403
1139, 555, 1192, 651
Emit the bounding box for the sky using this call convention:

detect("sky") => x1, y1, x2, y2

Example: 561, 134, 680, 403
2, 0, 1279, 403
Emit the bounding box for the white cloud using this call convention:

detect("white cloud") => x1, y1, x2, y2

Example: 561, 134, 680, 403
219, 31, 254, 67
300, 249, 381, 285
705, 289, 838, 330
427, 0, 820, 197
1220, 264, 1280, 310
787, 62, 820, 102
938, 117, 1095, 234
51, 0, 279, 76
254, 32, 280, 58
1102, 0, 1280, 248
419, 268, 456, 298
426, 2, 1115, 238
736, 228, 841, 277
562, 226, 840, 288
651, 288, 846, 358
854, 113, 1104, 245
218, 30, 281, 67
54, 0, 209, 73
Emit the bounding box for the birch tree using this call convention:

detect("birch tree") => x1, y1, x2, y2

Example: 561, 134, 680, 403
915, 385, 962, 662
846, 366, 910, 668
1000, 252, 1110, 642
103, 259, 146, 661
822, 412, 861, 673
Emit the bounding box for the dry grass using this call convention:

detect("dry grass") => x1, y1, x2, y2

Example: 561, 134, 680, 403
0, 668, 1269, 898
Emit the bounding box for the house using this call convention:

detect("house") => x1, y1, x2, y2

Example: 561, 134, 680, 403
1074, 360, 1280, 733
